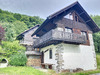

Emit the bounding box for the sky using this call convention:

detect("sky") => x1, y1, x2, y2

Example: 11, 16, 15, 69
0, 0, 99, 19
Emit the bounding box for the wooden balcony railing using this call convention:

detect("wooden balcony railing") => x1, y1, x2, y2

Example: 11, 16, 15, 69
33, 29, 86, 48
20, 40, 33, 45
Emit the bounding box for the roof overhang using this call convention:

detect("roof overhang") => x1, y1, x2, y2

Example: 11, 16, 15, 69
17, 25, 40, 40
32, 1, 100, 36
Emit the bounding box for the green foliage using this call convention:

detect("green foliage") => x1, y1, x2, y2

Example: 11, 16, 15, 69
91, 15, 100, 53
0, 26, 5, 41
1, 21, 27, 41
0, 9, 44, 41
13, 21, 28, 35
1, 22, 17, 41
1, 41, 26, 57
0, 66, 46, 75
96, 53, 100, 69
13, 13, 22, 20
9, 53, 27, 66
0, 9, 2, 13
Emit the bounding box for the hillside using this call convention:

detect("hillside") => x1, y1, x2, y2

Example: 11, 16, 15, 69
91, 15, 100, 53
0, 9, 44, 41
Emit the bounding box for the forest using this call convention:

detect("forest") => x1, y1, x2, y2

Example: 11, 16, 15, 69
0, 8, 100, 55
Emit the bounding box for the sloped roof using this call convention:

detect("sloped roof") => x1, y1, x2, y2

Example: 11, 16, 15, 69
17, 25, 39, 40
32, 1, 100, 36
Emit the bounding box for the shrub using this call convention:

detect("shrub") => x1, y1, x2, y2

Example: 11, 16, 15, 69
96, 53, 100, 69
9, 53, 27, 66
2, 41, 26, 57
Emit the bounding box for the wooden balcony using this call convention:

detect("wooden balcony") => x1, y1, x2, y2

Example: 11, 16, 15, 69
33, 29, 86, 48
20, 40, 33, 45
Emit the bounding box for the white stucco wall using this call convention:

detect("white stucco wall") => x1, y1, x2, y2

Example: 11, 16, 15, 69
41, 33, 97, 70
41, 45, 58, 70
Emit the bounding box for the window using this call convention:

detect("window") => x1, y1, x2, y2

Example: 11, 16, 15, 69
34, 48, 40, 51
75, 15, 78, 22
49, 50, 52, 59
81, 31, 88, 40
65, 28, 72, 33
64, 13, 73, 20
57, 27, 63, 31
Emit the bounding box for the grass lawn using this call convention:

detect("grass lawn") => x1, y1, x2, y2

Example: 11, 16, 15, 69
0, 53, 100, 75
0, 66, 47, 75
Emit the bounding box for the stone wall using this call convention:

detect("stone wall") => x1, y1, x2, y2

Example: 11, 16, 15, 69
26, 56, 41, 67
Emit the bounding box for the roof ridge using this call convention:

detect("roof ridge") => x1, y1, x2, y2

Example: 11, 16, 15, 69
48, 1, 79, 19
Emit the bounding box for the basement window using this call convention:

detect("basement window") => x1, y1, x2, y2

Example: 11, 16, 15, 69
49, 49, 52, 59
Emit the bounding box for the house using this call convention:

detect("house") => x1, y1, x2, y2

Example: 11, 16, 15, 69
32, 1, 100, 72
17, 25, 41, 67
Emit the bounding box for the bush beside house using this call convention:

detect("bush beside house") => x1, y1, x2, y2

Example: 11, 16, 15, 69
0, 41, 27, 66
9, 53, 27, 66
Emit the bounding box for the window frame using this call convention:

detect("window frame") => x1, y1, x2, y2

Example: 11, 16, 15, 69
49, 49, 52, 59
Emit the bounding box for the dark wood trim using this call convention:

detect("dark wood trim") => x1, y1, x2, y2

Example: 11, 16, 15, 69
41, 51, 44, 63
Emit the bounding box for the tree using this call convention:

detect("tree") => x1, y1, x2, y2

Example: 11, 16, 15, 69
13, 21, 28, 35
2, 22, 16, 41
13, 13, 22, 20
0, 9, 2, 13
9, 53, 27, 66
1, 41, 26, 57
91, 15, 100, 53
0, 26, 5, 42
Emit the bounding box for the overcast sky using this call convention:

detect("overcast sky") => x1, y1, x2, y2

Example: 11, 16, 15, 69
0, 0, 99, 19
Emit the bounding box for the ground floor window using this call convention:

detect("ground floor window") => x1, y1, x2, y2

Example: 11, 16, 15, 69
49, 49, 52, 59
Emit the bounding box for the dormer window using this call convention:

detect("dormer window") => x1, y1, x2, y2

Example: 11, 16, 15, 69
65, 28, 72, 33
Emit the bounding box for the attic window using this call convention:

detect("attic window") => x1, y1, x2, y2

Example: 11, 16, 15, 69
64, 13, 73, 20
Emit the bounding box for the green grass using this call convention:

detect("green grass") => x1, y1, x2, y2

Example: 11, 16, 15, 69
0, 66, 47, 75
0, 53, 100, 75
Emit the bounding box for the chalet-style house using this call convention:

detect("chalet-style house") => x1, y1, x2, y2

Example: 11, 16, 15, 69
18, 1, 100, 72
17, 25, 41, 67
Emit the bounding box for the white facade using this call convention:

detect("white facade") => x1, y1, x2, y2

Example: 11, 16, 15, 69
41, 33, 97, 70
